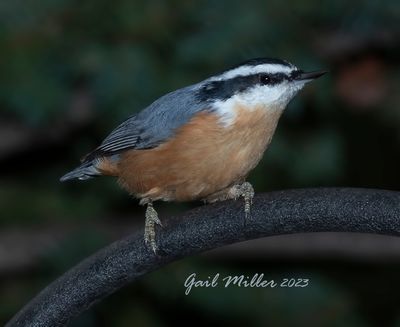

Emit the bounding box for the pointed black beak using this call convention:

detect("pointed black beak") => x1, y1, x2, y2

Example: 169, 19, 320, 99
295, 70, 328, 81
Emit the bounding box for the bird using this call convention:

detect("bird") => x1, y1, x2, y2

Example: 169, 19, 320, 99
60, 57, 326, 253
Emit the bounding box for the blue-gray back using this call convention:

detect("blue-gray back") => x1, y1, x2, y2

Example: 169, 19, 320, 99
83, 82, 206, 162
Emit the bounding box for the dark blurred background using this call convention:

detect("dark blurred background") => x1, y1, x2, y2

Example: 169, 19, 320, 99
0, 0, 399, 326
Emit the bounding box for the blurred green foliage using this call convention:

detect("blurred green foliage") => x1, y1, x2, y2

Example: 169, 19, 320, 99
0, 0, 399, 326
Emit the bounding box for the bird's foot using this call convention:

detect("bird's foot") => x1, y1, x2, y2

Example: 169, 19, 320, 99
237, 182, 255, 219
144, 202, 162, 254
205, 182, 255, 218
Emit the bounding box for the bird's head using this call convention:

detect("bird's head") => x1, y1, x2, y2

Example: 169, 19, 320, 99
197, 58, 326, 125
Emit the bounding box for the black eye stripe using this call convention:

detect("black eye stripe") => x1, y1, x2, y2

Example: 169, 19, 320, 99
259, 73, 288, 85
197, 72, 291, 102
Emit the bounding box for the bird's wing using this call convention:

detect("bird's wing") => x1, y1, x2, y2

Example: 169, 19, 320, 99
83, 116, 141, 161
83, 84, 205, 162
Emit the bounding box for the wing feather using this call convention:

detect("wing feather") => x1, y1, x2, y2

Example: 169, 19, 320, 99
82, 83, 205, 162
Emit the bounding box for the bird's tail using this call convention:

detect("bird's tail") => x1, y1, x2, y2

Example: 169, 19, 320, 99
60, 161, 101, 182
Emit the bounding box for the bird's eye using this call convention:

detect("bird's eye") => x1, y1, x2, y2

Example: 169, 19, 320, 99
259, 74, 270, 85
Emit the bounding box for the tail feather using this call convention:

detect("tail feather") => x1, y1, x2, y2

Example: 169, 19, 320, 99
60, 161, 101, 182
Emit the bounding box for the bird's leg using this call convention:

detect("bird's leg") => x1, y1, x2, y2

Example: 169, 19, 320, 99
140, 199, 162, 253
204, 182, 255, 218
239, 181, 255, 219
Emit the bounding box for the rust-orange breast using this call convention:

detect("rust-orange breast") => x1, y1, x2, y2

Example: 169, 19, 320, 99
101, 104, 282, 202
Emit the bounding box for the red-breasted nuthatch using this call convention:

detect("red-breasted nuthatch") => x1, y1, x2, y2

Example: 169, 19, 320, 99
61, 58, 326, 253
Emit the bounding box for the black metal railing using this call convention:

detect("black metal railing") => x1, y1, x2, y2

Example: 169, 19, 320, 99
6, 188, 400, 327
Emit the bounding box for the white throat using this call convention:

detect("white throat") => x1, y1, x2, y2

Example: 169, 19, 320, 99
212, 80, 306, 126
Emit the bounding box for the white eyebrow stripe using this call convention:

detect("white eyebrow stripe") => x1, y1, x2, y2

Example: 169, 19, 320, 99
210, 64, 296, 82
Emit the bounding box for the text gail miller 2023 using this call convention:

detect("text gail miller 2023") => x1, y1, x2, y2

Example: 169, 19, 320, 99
184, 273, 310, 295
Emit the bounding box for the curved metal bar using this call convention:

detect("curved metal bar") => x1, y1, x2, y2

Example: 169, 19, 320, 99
7, 188, 400, 327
